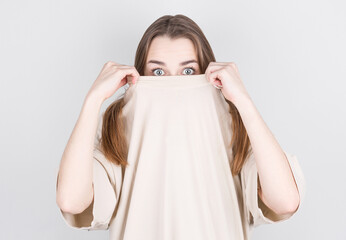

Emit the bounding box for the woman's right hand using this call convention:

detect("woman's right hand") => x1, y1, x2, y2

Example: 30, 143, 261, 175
88, 61, 140, 102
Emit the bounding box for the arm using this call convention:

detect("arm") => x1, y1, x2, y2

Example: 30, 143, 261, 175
235, 95, 300, 215
56, 92, 104, 214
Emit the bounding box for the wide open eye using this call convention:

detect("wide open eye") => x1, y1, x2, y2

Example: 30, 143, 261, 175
152, 68, 165, 76
182, 67, 195, 75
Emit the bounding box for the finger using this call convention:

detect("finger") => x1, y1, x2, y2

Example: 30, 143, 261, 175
205, 65, 223, 83
104, 61, 119, 68
126, 67, 140, 84
115, 68, 140, 84
100, 61, 113, 72
209, 69, 225, 86
228, 62, 239, 74
118, 78, 128, 88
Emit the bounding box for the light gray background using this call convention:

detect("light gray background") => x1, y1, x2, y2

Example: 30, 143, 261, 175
1, 0, 345, 239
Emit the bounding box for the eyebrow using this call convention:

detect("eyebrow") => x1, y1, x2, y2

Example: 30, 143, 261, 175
147, 59, 198, 66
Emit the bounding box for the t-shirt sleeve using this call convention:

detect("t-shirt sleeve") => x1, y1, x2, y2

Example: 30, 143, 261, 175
240, 150, 306, 228
56, 116, 123, 231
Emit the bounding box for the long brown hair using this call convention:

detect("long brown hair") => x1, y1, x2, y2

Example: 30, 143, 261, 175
100, 14, 252, 176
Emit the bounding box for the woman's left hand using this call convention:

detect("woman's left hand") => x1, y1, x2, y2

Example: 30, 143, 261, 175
205, 62, 250, 106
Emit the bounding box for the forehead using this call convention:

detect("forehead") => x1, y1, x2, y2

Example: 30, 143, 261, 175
146, 36, 197, 63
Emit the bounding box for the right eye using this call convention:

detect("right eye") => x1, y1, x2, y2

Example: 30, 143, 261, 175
152, 68, 165, 76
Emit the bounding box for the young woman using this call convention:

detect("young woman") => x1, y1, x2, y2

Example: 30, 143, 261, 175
56, 14, 305, 240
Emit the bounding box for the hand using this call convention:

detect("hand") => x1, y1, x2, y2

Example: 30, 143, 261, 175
205, 62, 250, 105
88, 61, 140, 102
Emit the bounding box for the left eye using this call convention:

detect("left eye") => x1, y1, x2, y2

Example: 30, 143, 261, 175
183, 67, 195, 75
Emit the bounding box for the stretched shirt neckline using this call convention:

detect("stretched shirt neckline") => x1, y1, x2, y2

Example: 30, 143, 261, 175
126, 74, 212, 89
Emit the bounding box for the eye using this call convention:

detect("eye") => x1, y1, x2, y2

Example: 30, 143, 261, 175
152, 68, 165, 76
182, 67, 196, 75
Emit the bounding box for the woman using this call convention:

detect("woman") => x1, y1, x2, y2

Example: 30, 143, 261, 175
56, 14, 305, 239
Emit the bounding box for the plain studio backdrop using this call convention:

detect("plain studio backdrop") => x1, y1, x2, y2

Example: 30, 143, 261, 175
1, 0, 345, 239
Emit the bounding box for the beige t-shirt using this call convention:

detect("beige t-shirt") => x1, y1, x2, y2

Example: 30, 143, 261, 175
56, 74, 306, 239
